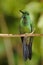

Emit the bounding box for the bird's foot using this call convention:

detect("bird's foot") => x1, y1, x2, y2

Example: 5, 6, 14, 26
25, 33, 28, 38
23, 33, 28, 44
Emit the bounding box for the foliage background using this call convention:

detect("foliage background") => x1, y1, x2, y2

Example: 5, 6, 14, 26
0, 0, 43, 65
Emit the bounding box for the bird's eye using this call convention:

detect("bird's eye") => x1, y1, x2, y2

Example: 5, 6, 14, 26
25, 12, 29, 15
27, 13, 29, 15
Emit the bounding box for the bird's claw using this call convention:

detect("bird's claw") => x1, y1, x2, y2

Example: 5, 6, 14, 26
25, 33, 28, 38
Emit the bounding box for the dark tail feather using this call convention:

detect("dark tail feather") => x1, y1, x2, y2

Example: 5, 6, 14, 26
21, 37, 32, 60
21, 37, 24, 43
21, 37, 27, 60
23, 37, 28, 61
28, 37, 33, 60
28, 43, 32, 60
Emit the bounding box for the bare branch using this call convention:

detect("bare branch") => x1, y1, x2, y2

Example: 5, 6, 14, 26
0, 33, 43, 37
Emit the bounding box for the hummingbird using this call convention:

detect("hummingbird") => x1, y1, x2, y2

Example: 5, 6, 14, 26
19, 10, 34, 61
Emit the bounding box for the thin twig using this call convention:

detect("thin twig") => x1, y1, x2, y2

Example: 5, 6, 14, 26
0, 33, 43, 37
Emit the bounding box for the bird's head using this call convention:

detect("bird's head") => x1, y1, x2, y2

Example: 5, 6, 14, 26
20, 10, 29, 19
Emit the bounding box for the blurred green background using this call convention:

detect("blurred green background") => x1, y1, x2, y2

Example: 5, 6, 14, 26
0, 0, 43, 65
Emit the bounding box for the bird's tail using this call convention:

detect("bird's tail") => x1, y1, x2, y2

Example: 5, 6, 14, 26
22, 37, 33, 60
23, 37, 28, 61
28, 37, 33, 60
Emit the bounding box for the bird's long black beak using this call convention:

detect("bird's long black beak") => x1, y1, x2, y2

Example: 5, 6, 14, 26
19, 10, 24, 14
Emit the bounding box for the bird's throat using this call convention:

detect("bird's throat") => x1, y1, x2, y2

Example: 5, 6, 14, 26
23, 18, 27, 25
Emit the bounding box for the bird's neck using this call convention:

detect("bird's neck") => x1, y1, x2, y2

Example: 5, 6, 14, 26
23, 18, 28, 25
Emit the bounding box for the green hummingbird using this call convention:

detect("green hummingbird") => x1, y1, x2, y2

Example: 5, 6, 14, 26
19, 10, 34, 60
